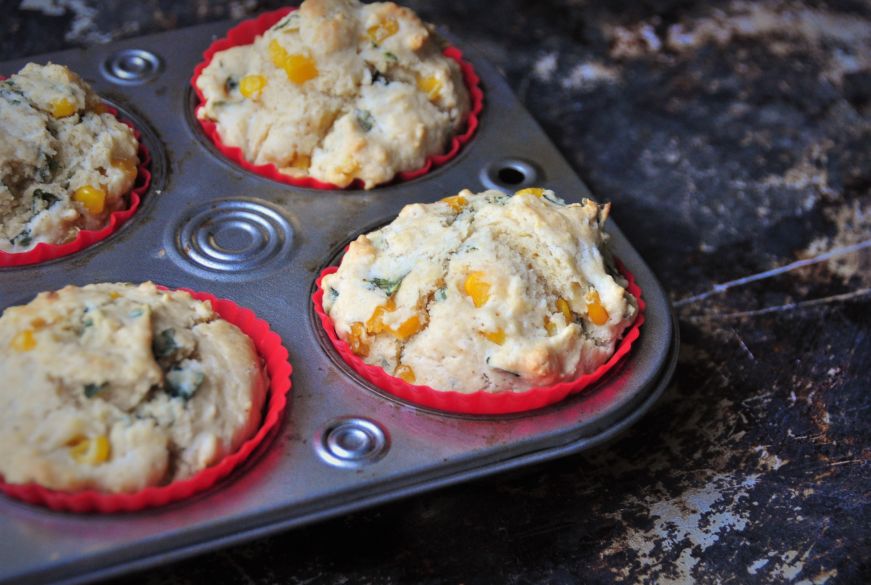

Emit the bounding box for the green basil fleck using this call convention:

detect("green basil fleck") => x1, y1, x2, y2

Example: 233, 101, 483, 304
84, 382, 108, 398
355, 109, 374, 132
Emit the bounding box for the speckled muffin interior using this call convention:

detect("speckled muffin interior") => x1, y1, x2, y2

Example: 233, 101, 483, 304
322, 188, 638, 392
196, 0, 470, 189
0, 63, 139, 252
0, 282, 267, 493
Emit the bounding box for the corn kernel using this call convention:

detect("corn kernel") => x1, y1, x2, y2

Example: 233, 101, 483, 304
440, 195, 468, 213
463, 271, 491, 308
348, 322, 369, 356
556, 298, 573, 324
51, 98, 77, 118
73, 185, 107, 215
30, 318, 47, 330
366, 297, 396, 334
291, 153, 311, 170
269, 40, 318, 84
480, 329, 505, 345
417, 75, 442, 100
395, 364, 416, 383
586, 290, 609, 325
108, 291, 121, 300
544, 316, 557, 336
69, 435, 111, 465
239, 74, 267, 98
367, 18, 399, 45
515, 187, 545, 197
10, 329, 36, 352
391, 315, 421, 341
111, 157, 138, 180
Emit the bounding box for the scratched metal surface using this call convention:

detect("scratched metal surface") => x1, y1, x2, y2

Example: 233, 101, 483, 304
0, 9, 679, 585
2, 0, 870, 584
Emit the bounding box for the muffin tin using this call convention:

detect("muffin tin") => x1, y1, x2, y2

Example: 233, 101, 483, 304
0, 16, 678, 585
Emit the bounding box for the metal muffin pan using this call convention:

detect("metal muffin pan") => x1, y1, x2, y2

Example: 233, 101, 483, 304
0, 18, 678, 585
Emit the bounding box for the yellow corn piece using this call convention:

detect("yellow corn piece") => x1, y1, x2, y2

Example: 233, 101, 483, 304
73, 185, 107, 215
544, 316, 557, 336
290, 153, 311, 170
395, 364, 416, 383
417, 75, 442, 100
348, 322, 370, 357
10, 329, 36, 352
30, 318, 47, 330
269, 40, 318, 84
51, 98, 77, 118
586, 290, 609, 325
556, 298, 573, 324
463, 272, 491, 308
111, 157, 138, 180
391, 315, 421, 341
367, 17, 399, 45
239, 74, 267, 98
440, 195, 468, 213
480, 329, 505, 345
366, 296, 396, 334
515, 187, 545, 197
69, 435, 111, 465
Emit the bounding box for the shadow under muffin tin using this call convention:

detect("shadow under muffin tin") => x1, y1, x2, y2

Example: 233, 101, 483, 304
0, 16, 677, 585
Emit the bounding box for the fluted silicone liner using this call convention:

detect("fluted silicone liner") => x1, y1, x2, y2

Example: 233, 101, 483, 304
0, 105, 151, 268
191, 7, 484, 189
313, 261, 645, 415
0, 287, 293, 513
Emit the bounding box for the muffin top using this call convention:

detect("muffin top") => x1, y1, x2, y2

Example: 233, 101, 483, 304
196, 0, 470, 189
0, 63, 139, 252
0, 282, 267, 493
321, 189, 639, 393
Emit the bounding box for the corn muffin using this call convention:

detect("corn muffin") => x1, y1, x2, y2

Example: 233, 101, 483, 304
0, 63, 140, 253
0, 282, 267, 493
321, 188, 639, 392
196, 0, 471, 189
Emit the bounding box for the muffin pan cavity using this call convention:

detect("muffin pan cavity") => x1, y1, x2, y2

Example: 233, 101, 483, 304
0, 14, 676, 585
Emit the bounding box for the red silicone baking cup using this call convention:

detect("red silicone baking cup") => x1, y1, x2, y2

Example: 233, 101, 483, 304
0, 105, 151, 268
313, 261, 645, 415
0, 287, 293, 513
191, 7, 484, 190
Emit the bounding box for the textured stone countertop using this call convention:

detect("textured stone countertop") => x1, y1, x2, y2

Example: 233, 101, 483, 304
2, 1, 870, 583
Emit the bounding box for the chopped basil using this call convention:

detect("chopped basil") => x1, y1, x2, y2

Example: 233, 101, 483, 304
328, 287, 339, 300
384, 51, 398, 62
165, 362, 205, 400
272, 12, 299, 30
84, 382, 108, 398
152, 328, 177, 358
224, 76, 238, 93
365, 274, 405, 296
355, 108, 374, 132
542, 191, 566, 206
32, 189, 59, 213
11, 228, 31, 247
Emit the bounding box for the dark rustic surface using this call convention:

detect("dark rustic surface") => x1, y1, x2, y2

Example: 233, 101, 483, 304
3, 0, 870, 583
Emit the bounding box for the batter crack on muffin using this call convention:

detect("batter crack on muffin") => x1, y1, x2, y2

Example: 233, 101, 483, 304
196, 0, 471, 189
0, 63, 140, 252
0, 282, 267, 493
322, 188, 639, 392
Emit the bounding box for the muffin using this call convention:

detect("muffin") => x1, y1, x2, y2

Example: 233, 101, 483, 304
0, 282, 267, 494
195, 0, 472, 189
320, 188, 639, 393
0, 63, 140, 253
